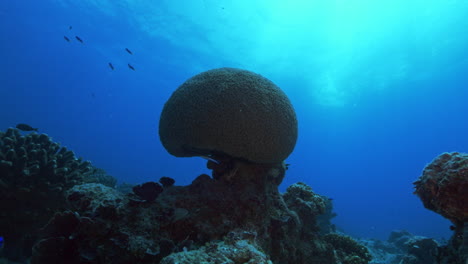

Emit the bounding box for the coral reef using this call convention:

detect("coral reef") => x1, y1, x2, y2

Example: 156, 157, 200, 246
0, 128, 98, 261
160, 232, 272, 264
323, 233, 372, 264
360, 230, 442, 264
158, 67, 298, 164
414, 152, 468, 263
28, 157, 368, 264
82, 168, 116, 188
400, 237, 439, 264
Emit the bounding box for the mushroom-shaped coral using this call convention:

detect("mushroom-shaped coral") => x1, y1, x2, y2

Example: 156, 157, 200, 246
159, 67, 298, 164
413, 152, 468, 225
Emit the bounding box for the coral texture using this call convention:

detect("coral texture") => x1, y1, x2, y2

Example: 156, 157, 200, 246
414, 152, 468, 225
160, 235, 273, 264
323, 233, 372, 264
0, 128, 95, 261
360, 230, 444, 264
158, 67, 298, 164
30, 158, 365, 264
414, 152, 468, 264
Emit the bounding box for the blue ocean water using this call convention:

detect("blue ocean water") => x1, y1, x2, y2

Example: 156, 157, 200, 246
1, 0, 467, 241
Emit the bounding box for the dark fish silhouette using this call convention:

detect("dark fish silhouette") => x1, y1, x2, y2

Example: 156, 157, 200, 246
64, 36, 70, 42
16, 123, 38, 131
125, 48, 133, 55
75, 36, 83, 43
69, 26, 72, 30
128, 64, 135, 71
108, 62, 115, 70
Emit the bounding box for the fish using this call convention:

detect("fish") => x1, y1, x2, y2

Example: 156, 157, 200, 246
16, 123, 38, 132
181, 145, 220, 164
198, 155, 220, 164
128, 64, 135, 71
0, 236, 3, 249
75, 36, 83, 43
69, 26, 72, 30
64, 36, 70, 42
125, 48, 133, 55
108, 62, 114, 70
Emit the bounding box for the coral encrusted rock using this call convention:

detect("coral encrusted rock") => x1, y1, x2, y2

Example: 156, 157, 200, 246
414, 152, 468, 225
0, 128, 95, 261
159, 67, 298, 164
414, 152, 468, 263
31, 158, 363, 264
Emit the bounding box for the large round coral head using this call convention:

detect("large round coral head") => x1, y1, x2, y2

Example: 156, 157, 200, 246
158, 67, 298, 164
414, 152, 468, 224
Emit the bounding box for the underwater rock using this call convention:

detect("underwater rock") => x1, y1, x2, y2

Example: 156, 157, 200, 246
67, 183, 124, 219
159, 67, 298, 164
160, 235, 272, 264
33, 183, 174, 263
414, 152, 468, 263
323, 233, 372, 264
400, 237, 439, 264
361, 229, 465, 264
0, 128, 96, 261
83, 167, 117, 188
387, 230, 414, 251
414, 152, 468, 225
30, 155, 372, 264
0, 128, 116, 262
283, 182, 327, 229
132, 181, 163, 202
159, 176, 175, 187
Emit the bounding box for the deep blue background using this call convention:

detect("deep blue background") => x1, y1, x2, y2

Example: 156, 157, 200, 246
1, 0, 467, 241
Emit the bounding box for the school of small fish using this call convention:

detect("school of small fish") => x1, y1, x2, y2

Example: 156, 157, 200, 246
63, 25, 136, 71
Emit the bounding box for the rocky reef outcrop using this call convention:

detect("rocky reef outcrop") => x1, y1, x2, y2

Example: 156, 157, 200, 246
0, 128, 113, 261
0, 127, 370, 263
413, 152, 468, 264
360, 230, 441, 264
28, 157, 368, 264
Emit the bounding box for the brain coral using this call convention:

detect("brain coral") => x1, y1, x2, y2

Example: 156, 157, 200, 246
414, 152, 468, 225
159, 67, 298, 164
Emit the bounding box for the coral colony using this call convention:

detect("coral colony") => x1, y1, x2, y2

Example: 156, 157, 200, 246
0, 68, 466, 263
